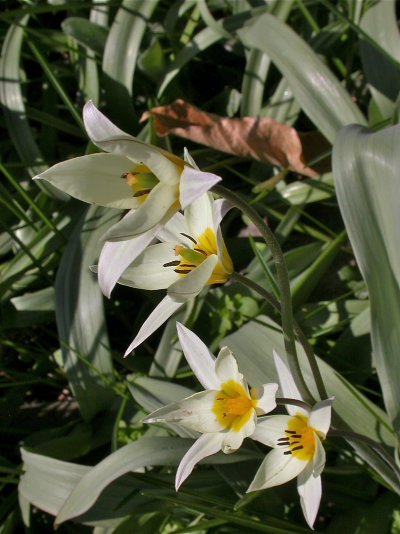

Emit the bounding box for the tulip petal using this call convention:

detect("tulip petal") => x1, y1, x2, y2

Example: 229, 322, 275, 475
179, 167, 221, 209
297, 464, 321, 530
222, 411, 257, 453
308, 398, 334, 438
175, 433, 224, 490
247, 448, 306, 492
176, 323, 219, 390
167, 254, 219, 303
144, 390, 223, 433
273, 349, 308, 416
83, 101, 181, 186
213, 198, 232, 228
103, 183, 179, 241
251, 383, 278, 415
185, 192, 215, 240
251, 415, 292, 447
124, 295, 183, 356
97, 225, 160, 298
119, 242, 180, 290
214, 347, 245, 388
312, 435, 326, 477
34, 153, 139, 209
157, 212, 192, 245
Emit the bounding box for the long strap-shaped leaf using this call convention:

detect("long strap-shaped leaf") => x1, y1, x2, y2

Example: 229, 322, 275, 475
333, 123, 400, 437
55, 205, 117, 421
238, 13, 367, 143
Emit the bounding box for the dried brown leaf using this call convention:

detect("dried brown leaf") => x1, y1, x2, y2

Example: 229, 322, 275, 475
141, 99, 327, 178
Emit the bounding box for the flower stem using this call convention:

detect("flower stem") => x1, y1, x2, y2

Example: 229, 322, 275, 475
230, 271, 327, 400
212, 184, 313, 401
276, 397, 311, 411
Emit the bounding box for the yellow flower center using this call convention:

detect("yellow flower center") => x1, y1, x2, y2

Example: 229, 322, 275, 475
121, 164, 160, 204
278, 414, 319, 461
168, 227, 233, 285
212, 379, 257, 432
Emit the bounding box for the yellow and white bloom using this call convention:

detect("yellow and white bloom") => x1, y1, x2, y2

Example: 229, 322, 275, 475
117, 192, 233, 356
34, 101, 222, 295
248, 350, 333, 530
143, 323, 278, 489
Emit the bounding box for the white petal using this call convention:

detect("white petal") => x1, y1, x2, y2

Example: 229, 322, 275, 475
124, 296, 183, 356
97, 226, 160, 298
251, 415, 292, 447
103, 183, 178, 241
176, 323, 219, 390
222, 410, 257, 453
312, 435, 326, 477
297, 465, 322, 530
213, 198, 232, 228
119, 242, 179, 290
83, 100, 126, 139
214, 347, 245, 388
83, 101, 181, 186
157, 212, 192, 246
175, 433, 224, 490
179, 167, 221, 209
143, 390, 224, 433
251, 383, 278, 415
273, 349, 308, 417
167, 254, 219, 303
247, 448, 306, 492
185, 192, 215, 239
34, 154, 139, 209
308, 397, 334, 437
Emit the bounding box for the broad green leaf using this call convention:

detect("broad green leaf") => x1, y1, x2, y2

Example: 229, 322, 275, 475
333, 123, 400, 435
149, 312, 185, 378
61, 17, 108, 55
102, 0, 158, 130
55, 206, 116, 421
2, 286, 54, 329
238, 13, 366, 143
280, 174, 334, 205
55, 437, 259, 524
360, 0, 400, 120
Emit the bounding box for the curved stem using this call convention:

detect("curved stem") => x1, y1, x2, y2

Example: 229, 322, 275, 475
213, 184, 313, 403
329, 429, 400, 483
230, 271, 328, 401
276, 397, 311, 411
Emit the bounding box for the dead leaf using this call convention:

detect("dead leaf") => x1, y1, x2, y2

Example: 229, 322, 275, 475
141, 99, 328, 178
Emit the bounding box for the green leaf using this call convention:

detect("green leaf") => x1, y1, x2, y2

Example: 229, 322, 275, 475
55, 437, 259, 524
61, 17, 108, 55
238, 13, 366, 143
333, 122, 400, 434
360, 0, 400, 120
55, 206, 116, 421
102, 0, 158, 130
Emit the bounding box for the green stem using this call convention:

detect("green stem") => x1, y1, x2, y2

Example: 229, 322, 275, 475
276, 397, 311, 411
213, 184, 312, 403
230, 271, 328, 400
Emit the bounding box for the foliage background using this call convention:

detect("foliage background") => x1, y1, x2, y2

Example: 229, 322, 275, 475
1, 0, 400, 532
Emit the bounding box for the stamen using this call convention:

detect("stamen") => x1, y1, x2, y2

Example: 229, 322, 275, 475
291, 434, 302, 438
278, 437, 290, 442
133, 189, 151, 197
277, 442, 289, 446
174, 269, 192, 275
180, 232, 197, 244
193, 247, 208, 256
179, 263, 196, 268
284, 451, 292, 455
120, 172, 129, 179
285, 430, 297, 434
291, 445, 304, 452
163, 260, 181, 267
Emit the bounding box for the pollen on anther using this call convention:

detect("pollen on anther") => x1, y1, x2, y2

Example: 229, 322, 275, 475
163, 260, 180, 267
284, 451, 292, 455
285, 430, 297, 435
291, 445, 304, 452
